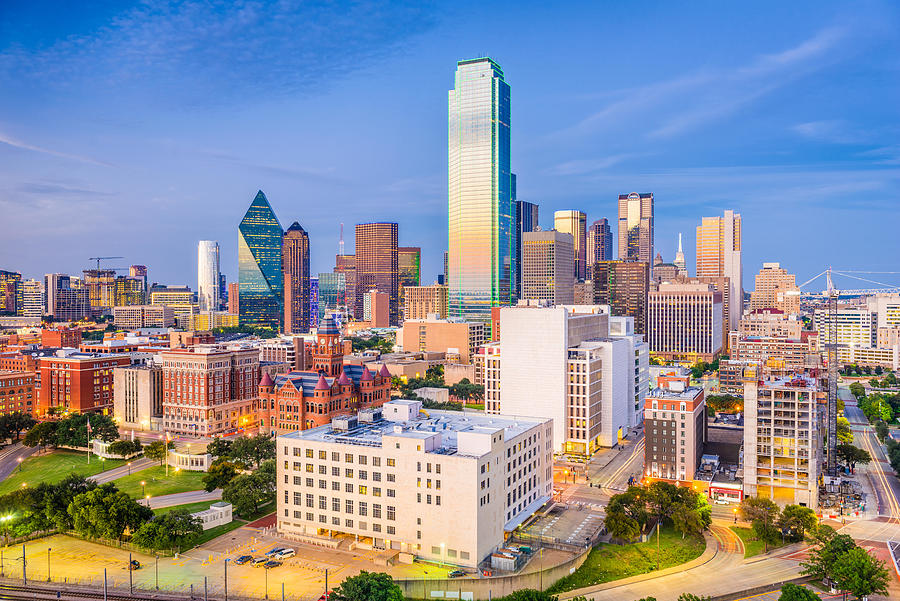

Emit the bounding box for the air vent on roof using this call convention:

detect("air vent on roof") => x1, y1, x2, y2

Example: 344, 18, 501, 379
332, 416, 357, 432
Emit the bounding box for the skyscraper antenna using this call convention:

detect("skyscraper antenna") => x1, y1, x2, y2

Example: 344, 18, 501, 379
339, 223, 345, 256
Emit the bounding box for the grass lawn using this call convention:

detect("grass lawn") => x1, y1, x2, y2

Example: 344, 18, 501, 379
237, 500, 275, 522
189, 520, 244, 549
113, 464, 207, 499
0, 450, 126, 495
152, 501, 215, 516
729, 526, 785, 558
546, 526, 706, 594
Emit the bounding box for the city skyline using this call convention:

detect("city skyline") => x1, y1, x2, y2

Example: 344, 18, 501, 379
2, 1, 899, 290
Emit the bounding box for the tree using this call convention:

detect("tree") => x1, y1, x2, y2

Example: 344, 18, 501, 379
41, 474, 96, 531
801, 532, 857, 582
604, 510, 641, 542
0, 412, 36, 441
133, 509, 202, 552
23, 421, 58, 448
331, 571, 404, 601
449, 378, 484, 402
502, 591, 559, 601
67, 484, 153, 540
875, 421, 889, 442
605, 486, 649, 530
222, 471, 274, 517
205, 437, 232, 459
777, 584, 818, 601
836, 418, 853, 444
671, 503, 703, 539
831, 547, 889, 600
144, 440, 174, 465
203, 460, 240, 492
739, 497, 780, 551
230, 434, 275, 469
677, 594, 711, 601
777, 505, 817, 542
55, 413, 118, 446
835, 444, 871, 470
106, 440, 142, 458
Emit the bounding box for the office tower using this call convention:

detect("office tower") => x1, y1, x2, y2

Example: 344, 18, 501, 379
813, 307, 877, 348
648, 282, 724, 362
362, 290, 390, 327
82, 269, 117, 314
743, 374, 822, 506
554, 210, 587, 280
282, 222, 311, 334
335, 254, 357, 318
44, 274, 90, 320
197, 240, 221, 313
515, 200, 540, 295
238, 190, 284, 330
483, 304, 646, 455
441, 251, 449, 286
218, 274, 227, 310
739, 310, 804, 339
448, 57, 515, 323
696, 210, 742, 332
129, 265, 148, 302
318, 272, 346, 317
275, 400, 551, 567
673, 233, 687, 276
398, 247, 421, 288
227, 282, 240, 315
113, 364, 163, 430
355, 222, 399, 325
0, 270, 21, 315
587, 218, 613, 265
114, 276, 145, 307
643, 376, 706, 484
749, 263, 800, 314
308, 277, 319, 331
403, 284, 449, 320
617, 192, 654, 263
521, 231, 575, 305
592, 261, 650, 334
112, 305, 176, 328
21, 279, 44, 318
652, 254, 679, 283
398, 316, 484, 364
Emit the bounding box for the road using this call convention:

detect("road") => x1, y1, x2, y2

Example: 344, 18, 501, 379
146, 488, 222, 509
89, 457, 156, 483
0, 442, 38, 483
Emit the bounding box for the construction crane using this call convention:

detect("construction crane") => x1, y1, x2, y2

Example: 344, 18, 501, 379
797, 268, 900, 476
88, 256, 124, 270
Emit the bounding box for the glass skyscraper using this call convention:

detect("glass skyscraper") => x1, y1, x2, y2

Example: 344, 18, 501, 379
587, 218, 613, 265
554, 210, 587, 280
238, 190, 283, 329
617, 192, 654, 264
514, 200, 539, 296
197, 240, 220, 312
448, 57, 514, 324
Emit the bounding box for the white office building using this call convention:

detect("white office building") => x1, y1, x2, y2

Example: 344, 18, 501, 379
813, 307, 876, 348
276, 400, 552, 568
484, 302, 647, 457
197, 240, 221, 312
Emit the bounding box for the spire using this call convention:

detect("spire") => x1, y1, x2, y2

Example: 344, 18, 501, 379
315, 374, 330, 391
260, 372, 275, 388
674, 232, 686, 271
337, 370, 351, 386
378, 364, 391, 379
678, 232, 683, 253
360, 368, 373, 382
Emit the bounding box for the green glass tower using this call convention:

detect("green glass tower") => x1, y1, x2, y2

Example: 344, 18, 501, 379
238, 190, 283, 329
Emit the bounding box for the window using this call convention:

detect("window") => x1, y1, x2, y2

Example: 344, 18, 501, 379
332, 467, 340, 476
332, 481, 340, 491
319, 450, 326, 459
305, 449, 313, 458
386, 458, 395, 467
319, 496, 327, 510
359, 470, 367, 480
306, 494, 313, 508
332, 452, 339, 461
387, 489, 395, 498
332, 498, 340, 511
332, 517, 340, 526
358, 502, 367, 516
372, 523, 381, 533
387, 506, 396, 521
373, 472, 382, 482
373, 457, 381, 467
373, 504, 382, 519
345, 519, 353, 528
359, 485, 367, 495
386, 525, 395, 535
345, 483, 353, 493
345, 469, 353, 478
431, 546, 441, 555
319, 465, 326, 475
373, 487, 381, 497
386, 473, 395, 482
345, 499, 354, 514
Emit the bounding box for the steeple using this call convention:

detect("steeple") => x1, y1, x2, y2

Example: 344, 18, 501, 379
674, 232, 686, 272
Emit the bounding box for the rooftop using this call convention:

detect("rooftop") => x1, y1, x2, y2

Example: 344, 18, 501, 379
648, 386, 703, 400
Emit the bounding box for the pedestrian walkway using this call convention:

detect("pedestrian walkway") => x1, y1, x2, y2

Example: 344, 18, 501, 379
89, 456, 155, 484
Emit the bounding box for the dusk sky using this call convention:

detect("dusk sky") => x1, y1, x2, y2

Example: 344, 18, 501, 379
2, 0, 899, 292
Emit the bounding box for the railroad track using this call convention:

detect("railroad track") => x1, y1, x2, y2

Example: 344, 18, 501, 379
0, 582, 229, 601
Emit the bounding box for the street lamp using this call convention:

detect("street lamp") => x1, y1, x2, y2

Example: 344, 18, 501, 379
127, 462, 132, 475
145, 495, 151, 507
141, 481, 146, 498
46, 547, 51, 582
16, 457, 22, 472
224, 558, 231, 601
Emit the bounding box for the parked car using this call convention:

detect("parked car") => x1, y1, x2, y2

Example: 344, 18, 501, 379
263, 560, 282, 569
264, 547, 285, 557
252, 557, 268, 567
234, 555, 252, 565
127, 560, 141, 570
275, 548, 295, 559
448, 570, 465, 578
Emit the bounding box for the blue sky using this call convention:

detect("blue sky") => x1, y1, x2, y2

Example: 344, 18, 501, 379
1, 0, 899, 292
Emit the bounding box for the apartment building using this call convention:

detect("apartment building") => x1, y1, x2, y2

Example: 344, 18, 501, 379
647, 282, 723, 362
39, 350, 132, 413
729, 332, 819, 370
739, 310, 804, 339
0, 371, 36, 416
813, 307, 876, 348
113, 305, 176, 329
113, 364, 163, 430
276, 399, 553, 568
403, 285, 448, 321
643, 376, 706, 484
743, 375, 823, 507
159, 345, 260, 436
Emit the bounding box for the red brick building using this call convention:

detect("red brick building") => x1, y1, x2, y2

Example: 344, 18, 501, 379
41, 327, 82, 348
160, 345, 260, 437
257, 315, 391, 433
39, 351, 132, 414
0, 370, 36, 416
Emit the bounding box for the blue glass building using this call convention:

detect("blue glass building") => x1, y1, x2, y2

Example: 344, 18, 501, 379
238, 190, 283, 329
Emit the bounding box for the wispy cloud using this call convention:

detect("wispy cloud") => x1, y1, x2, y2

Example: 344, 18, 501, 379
0, 132, 112, 166
545, 153, 647, 176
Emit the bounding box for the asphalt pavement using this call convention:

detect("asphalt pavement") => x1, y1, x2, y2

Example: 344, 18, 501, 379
0, 442, 38, 483
146, 488, 222, 509
89, 456, 156, 483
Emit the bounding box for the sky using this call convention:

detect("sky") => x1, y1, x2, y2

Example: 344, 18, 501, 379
1, 0, 899, 293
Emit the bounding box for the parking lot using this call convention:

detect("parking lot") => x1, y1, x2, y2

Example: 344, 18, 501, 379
521, 503, 605, 546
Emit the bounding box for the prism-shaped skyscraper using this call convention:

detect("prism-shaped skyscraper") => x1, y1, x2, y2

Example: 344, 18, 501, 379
238, 190, 283, 330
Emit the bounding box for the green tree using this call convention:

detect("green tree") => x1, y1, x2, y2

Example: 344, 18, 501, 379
835, 443, 871, 469
0, 412, 37, 441
605, 486, 650, 529
603, 510, 641, 541
203, 460, 240, 492
449, 378, 484, 401
874, 421, 889, 442
777, 505, 817, 542
836, 417, 853, 444
23, 421, 58, 448
801, 532, 857, 582
230, 434, 275, 469
205, 437, 232, 459
132, 509, 202, 552
41, 474, 96, 531
671, 503, 703, 539
106, 439, 142, 458
67, 484, 153, 540
55, 413, 118, 446
222, 471, 274, 517
831, 546, 890, 600
144, 440, 174, 465
330, 571, 403, 601
739, 497, 780, 551
777, 584, 818, 601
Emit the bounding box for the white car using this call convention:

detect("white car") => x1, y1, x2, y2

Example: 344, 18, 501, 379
276, 548, 296, 559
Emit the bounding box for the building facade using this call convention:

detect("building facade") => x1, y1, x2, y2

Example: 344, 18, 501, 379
113, 305, 175, 329
617, 193, 654, 264
113, 364, 163, 430
587, 218, 613, 265
749, 263, 800, 314
647, 282, 723, 362
283, 222, 311, 334
0, 370, 36, 416
448, 57, 515, 324
397, 317, 485, 365
553, 210, 587, 280
39, 351, 132, 414
521, 230, 575, 305
514, 200, 539, 296
403, 285, 449, 321
592, 261, 650, 334
696, 210, 742, 333
239, 190, 284, 330
276, 399, 553, 567
197, 240, 221, 313
355, 223, 399, 326
643, 377, 706, 484
813, 307, 876, 348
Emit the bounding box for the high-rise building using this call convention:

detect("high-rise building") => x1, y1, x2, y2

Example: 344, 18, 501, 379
82, 269, 118, 314
318, 272, 346, 317
362, 290, 390, 327
554, 210, 587, 280
696, 210, 742, 332
749, 263, 800, 314
113, 364, 163, 431
0, 270, 22, 315
355, 223, 399, 325
282, 222, 311, 334
227, 282, 240, 315
441, 251, 448, 286
397, 316, 484, 364
521, 231, 575, 305
643, 376, 706, 485
21, 279, 44, 318
813, 307, 876, 348
617, 193, 654, 264
239, 190, 284, 330
114, 276, 145, 307
484, 304, 647, 456
403, 284, 449, 321
44, 274, 90, 321
335, 254, 356, 318
448, 57, 515, 324
308, 277, 319, 331
673, 233, 687, 276
398, 247, 421, 288
743, 374, 822, 506
592, 261, 650, 334
647, 282, 723, 362
515, 200, 540, 295
197, 240, 221, 313
587, 218, 613, 265
218, 274, 227, 310
129, 265, 148, 302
